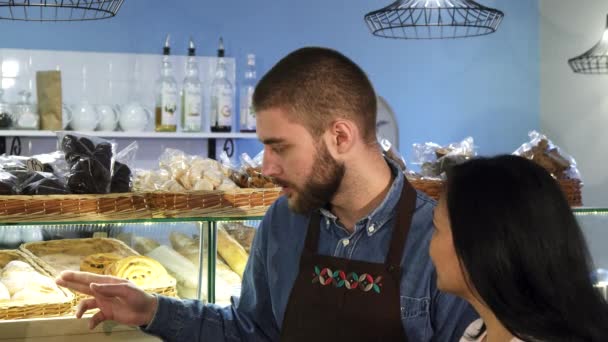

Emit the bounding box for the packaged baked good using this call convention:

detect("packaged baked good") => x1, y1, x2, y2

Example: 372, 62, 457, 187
0, 171, 18, 195
412, 136, 476, 179
224, 150, 278, 189
58, 132, 116, 194
513, 131, 581, 181
134, 148, 239, 192
111, 142, 138, 193
20, 171, 68, 195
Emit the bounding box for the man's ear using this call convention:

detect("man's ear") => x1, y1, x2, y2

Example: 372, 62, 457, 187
327, 119, 357, 154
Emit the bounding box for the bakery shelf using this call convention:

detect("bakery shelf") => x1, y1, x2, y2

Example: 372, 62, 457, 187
0, 130, 258, 139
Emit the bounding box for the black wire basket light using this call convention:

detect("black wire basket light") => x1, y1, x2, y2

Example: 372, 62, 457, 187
0, 0, 124, 21
568, 15, 608, 74
364, 0, 504, 39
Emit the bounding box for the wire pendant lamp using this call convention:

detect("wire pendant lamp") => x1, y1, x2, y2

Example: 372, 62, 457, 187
0, 0, 124, 21
364, 0, 504, 39
568, 15, 608, 74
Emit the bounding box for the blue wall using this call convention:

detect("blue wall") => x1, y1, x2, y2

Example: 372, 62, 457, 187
1, 0, 539, 163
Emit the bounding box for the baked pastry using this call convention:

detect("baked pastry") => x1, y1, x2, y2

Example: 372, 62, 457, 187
0, 281, 9, 301
192, 178, 214, 191
217, 227, 249, 278
146, 245, 198, 289
111, 161, 132, 193
1, 272, 32, 295
169, 231, 201, 266
220, 223, 256, 253
68, 158, 113, 194
2, 260, 34, 276
104, 255, 169, 287
80, 253, 123, 274
21, 175, 68, 195
216, 179, 238, 191
11, 273, 64, 303
133, 236, 160, 255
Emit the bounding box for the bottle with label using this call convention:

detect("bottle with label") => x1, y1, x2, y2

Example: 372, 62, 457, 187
240, 53, 257, 132
181, 37, 202, 132
210, 37, 233, 132
155, 34, 178, 132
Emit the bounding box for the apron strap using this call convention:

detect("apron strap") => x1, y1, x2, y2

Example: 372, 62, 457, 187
384, 178, 417, 269
304, 210, 322, 253
302, 177, 418, 267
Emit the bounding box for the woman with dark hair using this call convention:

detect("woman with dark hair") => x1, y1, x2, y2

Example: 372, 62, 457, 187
430, 155, 608, 342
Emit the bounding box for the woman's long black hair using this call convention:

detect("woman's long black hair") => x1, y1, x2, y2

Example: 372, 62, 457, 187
446, 155, 608, 341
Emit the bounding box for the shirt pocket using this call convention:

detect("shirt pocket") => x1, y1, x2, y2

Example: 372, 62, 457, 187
401, 296, 432, 341
401, 295, 430, 319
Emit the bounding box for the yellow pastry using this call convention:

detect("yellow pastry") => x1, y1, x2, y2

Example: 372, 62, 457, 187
217, 227, 249, 278
80, 253, 123, 275
104, 255, 169, 287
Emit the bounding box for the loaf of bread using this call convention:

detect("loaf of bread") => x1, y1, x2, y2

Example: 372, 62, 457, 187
0, 281, 10, 301
1, 260, 34, 277
146, 245, 199, 289
217, 227, 249, 278
133, 236, 161, 255
219, 222, 256, 253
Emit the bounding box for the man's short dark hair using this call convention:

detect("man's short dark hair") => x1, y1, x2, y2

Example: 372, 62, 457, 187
253, 47, 377, 143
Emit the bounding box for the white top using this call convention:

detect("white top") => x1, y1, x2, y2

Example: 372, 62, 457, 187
460, 319, 524, 342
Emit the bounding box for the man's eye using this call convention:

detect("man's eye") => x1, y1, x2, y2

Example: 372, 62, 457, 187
272, 145, 285, 153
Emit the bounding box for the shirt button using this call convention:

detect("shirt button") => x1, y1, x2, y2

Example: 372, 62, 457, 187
342, 239, 350, 247
368, 224, 376, 233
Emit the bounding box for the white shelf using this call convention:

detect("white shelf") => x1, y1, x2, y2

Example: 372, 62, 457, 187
0, 130, 258, 139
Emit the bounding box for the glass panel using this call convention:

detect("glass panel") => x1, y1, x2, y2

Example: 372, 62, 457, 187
212, 219, 261, 306
0, 221, 209, 301
0, 216, 265, 226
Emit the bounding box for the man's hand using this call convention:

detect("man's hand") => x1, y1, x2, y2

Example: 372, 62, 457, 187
56, 271, 158, 329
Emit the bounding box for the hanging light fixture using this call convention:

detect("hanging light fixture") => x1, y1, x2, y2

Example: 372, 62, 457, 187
364, 0, 504, 39
0, 0, 124, 21
569, 15, 608, 74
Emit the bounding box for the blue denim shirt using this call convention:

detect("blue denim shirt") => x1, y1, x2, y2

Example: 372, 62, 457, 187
144, 161, 478, 341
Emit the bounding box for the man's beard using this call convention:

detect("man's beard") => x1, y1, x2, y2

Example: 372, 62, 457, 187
278, 141, 345, 214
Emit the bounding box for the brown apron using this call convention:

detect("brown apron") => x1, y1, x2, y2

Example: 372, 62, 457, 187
280, 180, 417, 342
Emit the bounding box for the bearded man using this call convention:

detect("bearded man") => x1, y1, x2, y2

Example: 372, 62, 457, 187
57, 47, 477, 342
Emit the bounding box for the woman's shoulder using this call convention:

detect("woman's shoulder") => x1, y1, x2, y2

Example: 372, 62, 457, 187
459, 319, 485, 342
459, 319, 526, 342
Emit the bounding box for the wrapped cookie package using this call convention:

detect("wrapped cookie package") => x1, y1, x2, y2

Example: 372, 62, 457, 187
223, 150, 278, 188
513, 131, 582, 182
134, 148, 238, 192
411, 136, 476, 179
58, 132, 116, 194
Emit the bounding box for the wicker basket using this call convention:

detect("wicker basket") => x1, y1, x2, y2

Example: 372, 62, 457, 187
0, 193, 152, 223
0, 250, 74, 320
20, 238, 177, 302
147, 188, 282, 218
409, 178, 583, 207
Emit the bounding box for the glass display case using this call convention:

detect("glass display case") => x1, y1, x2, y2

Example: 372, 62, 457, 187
0, 214, 262, 341
0, 207, 605, 340
574, 208, 608, 299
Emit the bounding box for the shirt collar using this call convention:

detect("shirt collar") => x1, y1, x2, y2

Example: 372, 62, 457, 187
319, 158, 404, 236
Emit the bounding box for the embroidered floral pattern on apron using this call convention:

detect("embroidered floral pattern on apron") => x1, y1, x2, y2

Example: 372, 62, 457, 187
312, 266, 383, 293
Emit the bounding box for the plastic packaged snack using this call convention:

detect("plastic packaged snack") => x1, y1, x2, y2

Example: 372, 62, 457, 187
412, 136, 476, 179
58, 132, 116, 194
513, 131, 581, 181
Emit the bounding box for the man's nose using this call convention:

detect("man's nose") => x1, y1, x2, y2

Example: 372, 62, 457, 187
262, 147, 282, 177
